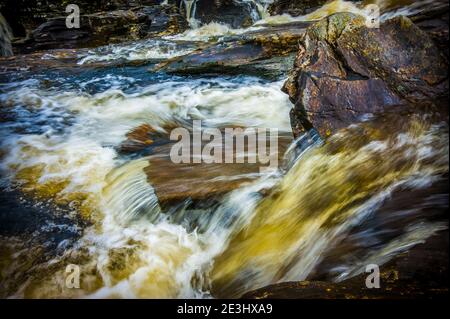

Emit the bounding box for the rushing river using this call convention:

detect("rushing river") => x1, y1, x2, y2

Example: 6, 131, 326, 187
0, 0, 448, 298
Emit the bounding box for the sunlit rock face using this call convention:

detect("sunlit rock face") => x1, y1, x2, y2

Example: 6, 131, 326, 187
283, 12, 448, 137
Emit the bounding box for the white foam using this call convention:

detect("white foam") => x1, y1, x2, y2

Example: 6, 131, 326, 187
77, 39, 196, 65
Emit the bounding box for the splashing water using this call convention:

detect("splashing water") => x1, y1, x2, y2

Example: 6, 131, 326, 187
169, 0, 445, 42
1, 69, 447, 298
177, 0, 273, 36
77, 39, 197, 65
256, 0, 446, 26
241, 0, 275, 19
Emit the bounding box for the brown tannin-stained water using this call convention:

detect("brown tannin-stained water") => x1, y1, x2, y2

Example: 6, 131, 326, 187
0, 0, 448, 298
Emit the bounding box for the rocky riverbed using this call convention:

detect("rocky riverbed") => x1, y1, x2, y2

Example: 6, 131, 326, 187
0, 0, 448, 299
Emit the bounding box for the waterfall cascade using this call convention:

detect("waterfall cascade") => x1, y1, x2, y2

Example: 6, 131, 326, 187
243, 0, 274, 19
0, 0, 447, 300
182, 0, 199, 27
181, 0, 274, 27
0, 13, 13, 57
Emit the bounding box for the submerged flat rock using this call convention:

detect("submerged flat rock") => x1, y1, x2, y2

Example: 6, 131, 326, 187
156, 22, 309, 78
119, 124, 292, 206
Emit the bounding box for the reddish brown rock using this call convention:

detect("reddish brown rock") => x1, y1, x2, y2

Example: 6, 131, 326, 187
284, 12, 449, 137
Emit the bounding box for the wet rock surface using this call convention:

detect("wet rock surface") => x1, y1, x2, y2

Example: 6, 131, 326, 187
1, 1, 167, 35
0, 0, 449, 300
242, 230, 449, 299
119, 123, 293, 207
156, 22, 310, 78
411, 6, 449, 56
283, 12, 449, 137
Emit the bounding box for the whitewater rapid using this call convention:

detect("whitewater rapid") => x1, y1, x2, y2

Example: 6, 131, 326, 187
0, 0, 448, 299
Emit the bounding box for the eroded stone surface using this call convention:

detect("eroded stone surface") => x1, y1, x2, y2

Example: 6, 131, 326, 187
283, 13, 448, 137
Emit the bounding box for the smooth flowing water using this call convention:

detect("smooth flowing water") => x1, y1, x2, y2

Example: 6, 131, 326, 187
0, 0, 448, 298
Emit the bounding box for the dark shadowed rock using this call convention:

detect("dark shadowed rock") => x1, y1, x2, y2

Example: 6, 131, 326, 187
11, 2, 188, 53
27, 10, 151, 51
283, 13, 448, 137
193, 0, 257, 28
1, 1, 167, 34
143, 5, 188, 35
155, 22, 309, 78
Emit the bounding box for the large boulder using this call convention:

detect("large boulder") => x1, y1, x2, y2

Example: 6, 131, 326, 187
283, 12, 448, 137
